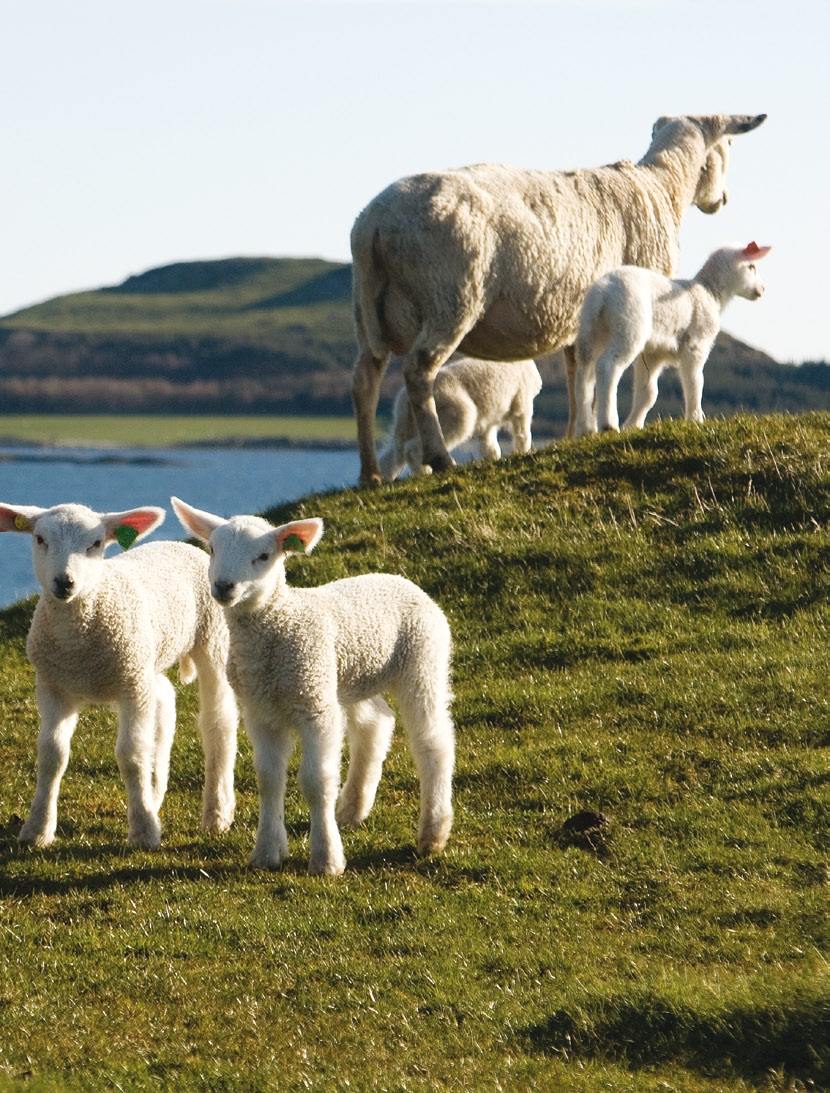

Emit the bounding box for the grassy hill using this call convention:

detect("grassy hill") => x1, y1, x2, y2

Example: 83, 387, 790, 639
1, 413, 829, 1091
2, 255, 830, 432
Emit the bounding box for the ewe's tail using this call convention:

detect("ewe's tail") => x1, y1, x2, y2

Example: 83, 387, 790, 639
350, 220, 391, 359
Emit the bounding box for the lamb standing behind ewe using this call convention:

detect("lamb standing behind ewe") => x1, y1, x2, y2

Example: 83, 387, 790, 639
378, 355, 542, 480
171, 497, 455, 876
573, 241, 772, 436
0, 503, 238, 849
351, 112, 766, 484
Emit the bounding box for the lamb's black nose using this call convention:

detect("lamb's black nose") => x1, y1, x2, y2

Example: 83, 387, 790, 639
53, 575, 75, 600
213, 580, 236, 603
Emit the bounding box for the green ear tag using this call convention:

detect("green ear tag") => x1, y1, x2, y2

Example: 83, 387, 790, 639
114, 524, 140, 551
282, 533, 305, 553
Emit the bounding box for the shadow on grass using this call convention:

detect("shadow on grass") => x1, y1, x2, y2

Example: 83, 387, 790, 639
522, 989, 830, 1086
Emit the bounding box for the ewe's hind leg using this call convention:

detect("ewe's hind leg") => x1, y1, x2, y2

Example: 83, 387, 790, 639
403, 348, 459, 474
564, 345, 579, 438
151, 674, 176, 812
336, 697, 396, 828
353, 329, 390, 486
192, 652, 238, 833
297, 708, 347, 876
247, 721, 294, 869
116, 690, 164, 848
623, 356, 663, 429
19, 682, 80, 847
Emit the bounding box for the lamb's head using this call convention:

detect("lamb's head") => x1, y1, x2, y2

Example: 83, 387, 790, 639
648, 113, 766, 215
727, 241, 772, 300
171, 497, 323, 610
0, 502, 164, 603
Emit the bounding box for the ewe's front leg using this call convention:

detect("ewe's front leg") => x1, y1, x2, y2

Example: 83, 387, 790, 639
115, 692, 163, 848
19, 682, 79, 848
247, 722, 292, 869
298, 710, 346, 876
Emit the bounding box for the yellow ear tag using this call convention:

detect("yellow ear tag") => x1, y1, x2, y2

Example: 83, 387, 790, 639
282, 533, 305, 553
114, 525, 140, 551
14, 515, 29, 531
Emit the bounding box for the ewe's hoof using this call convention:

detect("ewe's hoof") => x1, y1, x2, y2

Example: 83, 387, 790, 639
426, 453, 456, 474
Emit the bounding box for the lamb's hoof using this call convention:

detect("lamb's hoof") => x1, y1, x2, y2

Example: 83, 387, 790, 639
248, 848, 287, 870
308, 854, 346, 877
201, 809, 234, 834
416, 812, 453, 856
127, 817, 162, 850
18, 824, 54, 849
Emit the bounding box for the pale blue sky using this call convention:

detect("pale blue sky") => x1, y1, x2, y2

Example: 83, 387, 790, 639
2, 0, 825, 362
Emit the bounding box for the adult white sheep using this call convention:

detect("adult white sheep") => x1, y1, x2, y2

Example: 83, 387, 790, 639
351, 112, 766, 484
573, 241, 772, 435
0, 502, 238, 849
171, 496, 455, 876
378, 354, 542, 480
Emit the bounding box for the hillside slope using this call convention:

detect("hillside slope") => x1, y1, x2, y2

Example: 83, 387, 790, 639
1, 413, 828, 1091
1, 255, 828, 431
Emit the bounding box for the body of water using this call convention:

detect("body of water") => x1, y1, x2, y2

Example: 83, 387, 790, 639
0, 445, 359, 608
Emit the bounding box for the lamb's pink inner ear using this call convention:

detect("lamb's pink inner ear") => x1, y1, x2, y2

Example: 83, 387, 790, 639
277, 519, 322, 554
743, 242, 771, 260
0, 506, 34, 533
105, 508, 162, 543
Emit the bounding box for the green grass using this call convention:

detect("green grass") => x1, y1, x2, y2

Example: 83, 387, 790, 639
1, 412, 829, 1091
0, 414, 359, 447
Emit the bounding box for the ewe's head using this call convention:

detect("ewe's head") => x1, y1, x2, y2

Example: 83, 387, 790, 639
648, 113, 766, 215
0, 502, 164, 603
170, 497, 323, 610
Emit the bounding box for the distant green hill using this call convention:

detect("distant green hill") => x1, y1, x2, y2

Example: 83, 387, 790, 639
1, 255, 828, 430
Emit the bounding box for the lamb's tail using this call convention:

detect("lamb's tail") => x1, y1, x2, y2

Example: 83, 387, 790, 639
179, 654, 198, 685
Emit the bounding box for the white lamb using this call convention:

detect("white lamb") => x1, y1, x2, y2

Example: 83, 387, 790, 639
573, 241, 772, 436
351, 112, 766, 483
171, 496, 455, 876
0, 502, 238, 849
377, 355, 542, 480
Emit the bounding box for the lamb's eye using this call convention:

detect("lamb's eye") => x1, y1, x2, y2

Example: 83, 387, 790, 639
35, 535, 46, 548
256, 552, 270, 564
747, 264, 756, 273
88, 539, 102, 553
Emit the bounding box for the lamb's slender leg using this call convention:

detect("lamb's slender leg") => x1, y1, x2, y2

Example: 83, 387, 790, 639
336, 697, 396, 828
564, 344, 579, 438
397, 689, 455, 856
297, 707, 347, 875
193, 656, 238, 832
18, 682, 79, 847
510, 410, 533, 454
678, 352, 707, 424
247, 721, 293, 869
115, 691, 164, 848
403, 349, 456, 474
624, 355, 662, 429
352, 327, 390, 487
595, 350, 638, 432
574, 354, 598, 437
151, 673, 176, 812
478, 425, 502, 460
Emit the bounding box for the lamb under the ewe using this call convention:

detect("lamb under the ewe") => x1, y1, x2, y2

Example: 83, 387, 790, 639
171, 496, 455, 876
350, 112, 766, 483
0, 502, 238, 849
378, 355, 542, 480
573, 241, 771, 436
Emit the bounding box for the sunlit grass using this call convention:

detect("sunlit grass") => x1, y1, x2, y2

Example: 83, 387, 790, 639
1, 413, 829, 1091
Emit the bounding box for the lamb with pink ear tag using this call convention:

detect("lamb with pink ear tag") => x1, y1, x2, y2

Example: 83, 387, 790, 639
574, 240, 772, 436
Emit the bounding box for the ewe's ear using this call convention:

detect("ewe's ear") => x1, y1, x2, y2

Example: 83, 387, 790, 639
742, 242, 772, 261
103, 506, 166, 551
0, 504, 45, 534
275, 518, 324, 556
170, 496, 225, 543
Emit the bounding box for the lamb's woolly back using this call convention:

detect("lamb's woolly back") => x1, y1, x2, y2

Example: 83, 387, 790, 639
350, 112, 766, 483
378, 355, 542, 479
574, 241, 771, 435
171, 496, 454, 876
